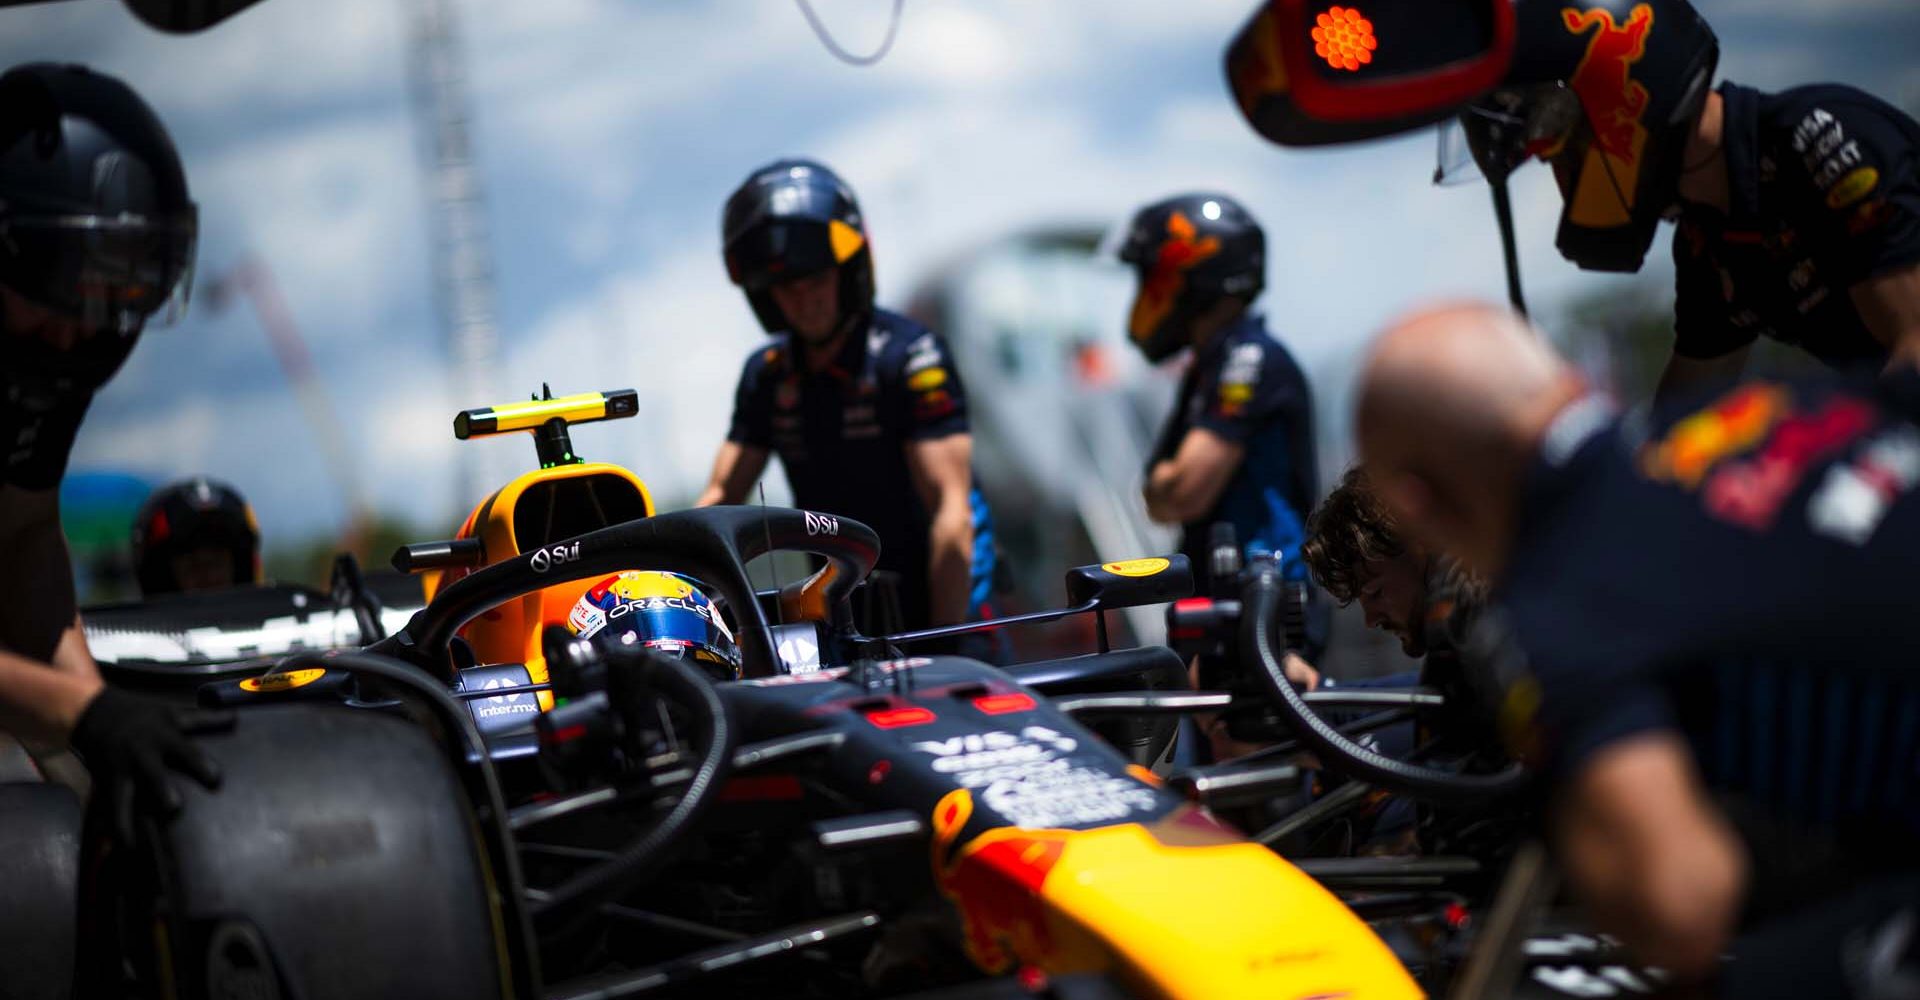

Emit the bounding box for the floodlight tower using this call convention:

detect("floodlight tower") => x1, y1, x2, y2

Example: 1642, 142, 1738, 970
408, 0, 504, 511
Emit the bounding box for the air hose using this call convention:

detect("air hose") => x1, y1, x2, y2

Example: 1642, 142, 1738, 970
1241, 563, 1528, 806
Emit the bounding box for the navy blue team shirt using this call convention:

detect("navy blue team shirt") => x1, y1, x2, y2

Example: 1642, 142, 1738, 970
1672, 82, 1920, 370
1154, 313, 1317, 594
727, 308, 995, 632
1495, 377, 1920, 841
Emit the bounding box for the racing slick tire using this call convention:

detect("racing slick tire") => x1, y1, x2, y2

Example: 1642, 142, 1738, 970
83, 703, 512, 999
0, 781, 82, 1000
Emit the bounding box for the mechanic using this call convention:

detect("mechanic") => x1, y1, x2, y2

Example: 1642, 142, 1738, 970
1302, 465, 1486, 676
697, 158, 998, 637
131, 477, 262, 596
1445, 0, 1920, 396
1358, 300, 1920, 996
1117, 193, 1320, 600
0, 64, 225, 823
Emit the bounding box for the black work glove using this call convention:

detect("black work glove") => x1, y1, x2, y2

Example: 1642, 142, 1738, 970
70, 687, 233, 845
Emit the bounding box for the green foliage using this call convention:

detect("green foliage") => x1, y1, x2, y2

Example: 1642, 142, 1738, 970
1551, 279, 1827, 405
263, 515, 431, 590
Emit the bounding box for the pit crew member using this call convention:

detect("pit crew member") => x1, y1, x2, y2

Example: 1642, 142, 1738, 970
697, 158, 997, 636
1358, 300, 1920, 995
131, 477, 261, 596
0, 63, 224, 825
1442, 0, 1920, 396
1118, 193, 1320, 602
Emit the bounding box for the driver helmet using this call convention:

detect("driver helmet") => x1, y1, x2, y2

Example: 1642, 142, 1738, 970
0, 63, 198, 410
721, 158, 874, 338
566, 571, 741, 681
132, 477, 260, 596
1449, 0, 1718, 272
1111, 193, 1265, 363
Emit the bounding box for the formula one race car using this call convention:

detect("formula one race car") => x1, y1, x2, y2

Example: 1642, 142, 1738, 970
0, 387, 1628, 1000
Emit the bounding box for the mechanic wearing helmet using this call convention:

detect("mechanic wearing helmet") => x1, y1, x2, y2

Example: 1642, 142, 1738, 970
1118, 193, 1319, 600
1359, 300, 1920, 995
1445, 0, 1920, 396
565, 571, 740, 681
0, 64, 223, 822
698, 159, 997, 637
131, 477, 262, 597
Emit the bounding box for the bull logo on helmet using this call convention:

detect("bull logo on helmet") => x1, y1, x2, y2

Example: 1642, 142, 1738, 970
1560, 3, 1655, 227
1128, 211, 1221, 341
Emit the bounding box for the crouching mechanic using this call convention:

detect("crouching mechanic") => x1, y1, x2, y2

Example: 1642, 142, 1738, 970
131, 477, 262, 596
1442, 0, 1920, 394
698, 159, 998, 638
1358, 300, 1920, 996
0, 64, 226, 824
1301, 466, 1487, 687
1118, 194, 1320, 607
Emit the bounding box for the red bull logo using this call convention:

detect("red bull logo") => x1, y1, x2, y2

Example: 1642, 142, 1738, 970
1130, 211, 1220, 340
1641, 383, 1790, 488
930, 789, 1073, 973
1703, 396, 1877, 532
1560, 3, 1654, 227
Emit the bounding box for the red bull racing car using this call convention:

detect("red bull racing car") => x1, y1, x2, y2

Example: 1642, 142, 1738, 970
2, 389, 1642, 1000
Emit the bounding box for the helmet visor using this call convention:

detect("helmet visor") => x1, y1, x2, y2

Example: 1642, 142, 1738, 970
3, 207, 198, 333
725, 218, 840, 291
1442, 83, 1582, 186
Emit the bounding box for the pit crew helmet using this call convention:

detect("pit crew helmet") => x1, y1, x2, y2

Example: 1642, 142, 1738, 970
721, 158, 873, 337
566, 571, 742, 681
0, 63, 197, 406
1113, 193, 1265, 363
132, 477, 260, 596
1452, 0, 1718, 272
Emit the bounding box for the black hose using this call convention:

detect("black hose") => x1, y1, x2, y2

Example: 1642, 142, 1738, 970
274, 649, 540, 993
528, 650, 735, 932
1241, 564, 1528, 806
1491, 177, 1529, 318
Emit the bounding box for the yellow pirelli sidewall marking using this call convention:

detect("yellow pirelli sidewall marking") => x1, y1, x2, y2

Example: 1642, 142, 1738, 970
1101, 557, 1170, 578
239, 667, 327, 693
1038, 824, 1423, 999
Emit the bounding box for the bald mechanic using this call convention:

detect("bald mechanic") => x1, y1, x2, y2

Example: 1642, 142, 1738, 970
1357, 302, 1919, 997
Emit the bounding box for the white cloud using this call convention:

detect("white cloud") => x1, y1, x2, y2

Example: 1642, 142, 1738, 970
6, 0, 1908, 547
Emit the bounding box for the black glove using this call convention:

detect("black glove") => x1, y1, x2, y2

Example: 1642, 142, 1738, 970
70, 687, 233, 845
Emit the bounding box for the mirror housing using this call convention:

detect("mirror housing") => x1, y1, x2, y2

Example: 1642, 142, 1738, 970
122, 0, 272, 32
1063, 555, 1194, 611
1224, 0, 1515, 146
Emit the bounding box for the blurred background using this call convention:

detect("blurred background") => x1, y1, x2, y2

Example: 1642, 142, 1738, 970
10, 0, 1916, 665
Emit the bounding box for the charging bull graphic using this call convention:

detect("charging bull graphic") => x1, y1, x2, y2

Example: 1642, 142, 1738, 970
929, 789, 1078, 973
1130, 211, 1221, 340
1561, 3, 1654, 227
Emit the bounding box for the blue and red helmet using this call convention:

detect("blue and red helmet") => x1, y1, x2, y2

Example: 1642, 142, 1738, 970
566, 571, 741, 681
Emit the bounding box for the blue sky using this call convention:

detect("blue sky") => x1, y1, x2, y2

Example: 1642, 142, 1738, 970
5, 0, 1917, 547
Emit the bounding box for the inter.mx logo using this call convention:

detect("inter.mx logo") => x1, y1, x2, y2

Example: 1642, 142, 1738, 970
804, 511, 839, 536
530, 540, 581, 573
